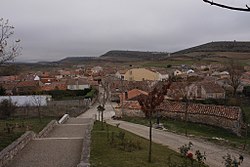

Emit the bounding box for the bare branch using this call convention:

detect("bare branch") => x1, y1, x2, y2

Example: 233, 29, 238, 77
0, 18, 21, 64
203, 0, 250, 12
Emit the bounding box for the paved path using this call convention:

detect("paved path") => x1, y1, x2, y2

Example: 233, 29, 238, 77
103, 102, 250, 167
7, 117, 92, 167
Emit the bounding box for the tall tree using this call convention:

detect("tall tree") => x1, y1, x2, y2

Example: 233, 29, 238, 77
0, 18, 21, 64
97, 79, 110, 122
227, 60, 244, 97
138, 82, 171, 162
203, 0, 250, 12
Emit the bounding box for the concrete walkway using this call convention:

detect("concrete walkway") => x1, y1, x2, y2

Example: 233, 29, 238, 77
6, 117, 93, 167
103, 102, 250, 167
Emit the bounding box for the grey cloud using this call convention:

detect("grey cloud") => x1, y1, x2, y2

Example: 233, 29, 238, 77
1, 0, 250, 62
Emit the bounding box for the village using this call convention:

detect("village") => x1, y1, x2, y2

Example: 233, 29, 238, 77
0, 61, 250, 135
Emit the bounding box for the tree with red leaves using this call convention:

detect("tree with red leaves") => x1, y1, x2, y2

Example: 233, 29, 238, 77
138, 81, 171, 162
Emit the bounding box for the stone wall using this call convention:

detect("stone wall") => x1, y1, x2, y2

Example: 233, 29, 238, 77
36, 120, 58, 138
115, 109, 145, 117
0, 131, 35, 167
156, 101, 243, 136
160, 111, 242, 136
77, 117, 95, 167
13, 100, 90, 118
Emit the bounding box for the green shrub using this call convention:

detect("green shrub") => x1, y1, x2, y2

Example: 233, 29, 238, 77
243, 86, 250, 97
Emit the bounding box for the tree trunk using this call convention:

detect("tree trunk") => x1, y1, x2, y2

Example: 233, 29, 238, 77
38, 107, 42, 122
243, 124, 248, 150
101, 110, 104, 122
185, 100, 188, 137
233, 87, 237, 97
148, 116, 152, 163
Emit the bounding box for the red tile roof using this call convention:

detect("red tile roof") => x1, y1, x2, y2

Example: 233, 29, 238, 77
200, 82, 225, 94
157, 101, 241, 120
16, 81, 40, 87
120, 89, 148, 101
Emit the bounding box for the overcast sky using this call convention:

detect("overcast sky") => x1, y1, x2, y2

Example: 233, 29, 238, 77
1, 0, 250, 62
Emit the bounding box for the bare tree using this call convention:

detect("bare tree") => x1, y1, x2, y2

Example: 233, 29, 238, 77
97, 79, 110, 122
138, 82, 171, 163
0, 18, 21, 64
203, 0, 250, 12
227, 60, 244, 97
32, 95, 44, 122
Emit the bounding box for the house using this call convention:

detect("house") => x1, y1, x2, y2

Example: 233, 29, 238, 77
91, 66, 103, 74
166, 82, 190, 100
156, 71, 169, 81
56, 70, 72, 79
186, 69, 194, 74
1, 82, 18, 95
66, 78, 90, 90
211, 71, 230, 79
173, 70, 183, 76
39, 76, 57, 85
15, 80, 42, 95
0, 75, 19, 83
124, 68, 160, 81
188, 82, 225, 100
118, 89, 148, 110
115, 70, 127, 80
41, 81, 67, 91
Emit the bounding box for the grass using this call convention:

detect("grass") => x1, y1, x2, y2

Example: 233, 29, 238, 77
0, 117, 55, 151
122, 116, 250, 152
142, 60, 196, 68
90, 121, 206, 167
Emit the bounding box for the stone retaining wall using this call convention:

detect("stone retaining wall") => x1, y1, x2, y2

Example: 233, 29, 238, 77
15, 105, 88, 117
36, 120, 58, 138
115, 109, 145, 117
160, 111, 242, 136
0, 131, 35, 167
77, 117, 95, 167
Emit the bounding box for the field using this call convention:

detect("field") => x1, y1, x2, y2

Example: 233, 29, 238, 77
0, 117, 55, 151
90, 121, 206, 167
122, 114, 250, 153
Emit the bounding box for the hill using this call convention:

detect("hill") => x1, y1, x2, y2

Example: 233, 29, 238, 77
173, 41, 250, 55
57, 57, 98, 64
100, 50, 169, 61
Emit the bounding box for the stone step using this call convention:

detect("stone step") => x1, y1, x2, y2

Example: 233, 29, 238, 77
6, 139, 82, 167
45, 124, 88, 138
34, 137, 84, 140
65, 118, 92, 124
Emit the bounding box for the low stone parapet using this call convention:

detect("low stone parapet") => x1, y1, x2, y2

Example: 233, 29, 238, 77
0, 131, 35, 167
77, 118, 95, 167
36, 120, 58, 138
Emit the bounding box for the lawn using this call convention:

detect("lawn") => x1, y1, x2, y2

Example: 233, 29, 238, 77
90, 121, 206, 167
0, 117, 55, 151
122, 116, 250, 152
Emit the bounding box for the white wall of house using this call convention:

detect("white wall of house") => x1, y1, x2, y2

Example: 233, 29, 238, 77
158, 73, 169, 81
174, 70, 182, 76
67, 84, 90, 90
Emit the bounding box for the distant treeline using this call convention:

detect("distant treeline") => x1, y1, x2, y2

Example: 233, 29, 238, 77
38, 88, 97, 100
